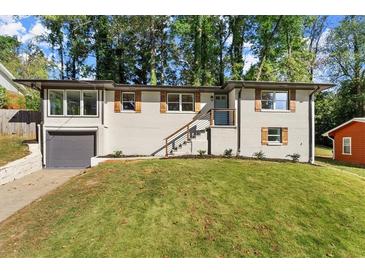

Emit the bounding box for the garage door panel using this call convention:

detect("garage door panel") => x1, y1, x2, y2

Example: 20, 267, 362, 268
46, 131, 96, 168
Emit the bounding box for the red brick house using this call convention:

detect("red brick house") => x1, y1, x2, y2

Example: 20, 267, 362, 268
323, 118, 365, 165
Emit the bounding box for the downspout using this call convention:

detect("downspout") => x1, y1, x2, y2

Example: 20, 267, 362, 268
327, 135, 335, 160
39, 88, 45, 167
309, 86, 321, 164
236, 83, 244, 156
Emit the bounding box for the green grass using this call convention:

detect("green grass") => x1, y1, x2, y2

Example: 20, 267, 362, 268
315, 145, 333, 158
1, 158, 365, 257
0, 135, 29, 167
316, 157, 365, 179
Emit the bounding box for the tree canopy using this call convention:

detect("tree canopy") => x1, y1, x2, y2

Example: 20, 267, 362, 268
1, 15, 364, 142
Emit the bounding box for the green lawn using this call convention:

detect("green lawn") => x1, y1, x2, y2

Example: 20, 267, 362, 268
316, 157, 365, 179
1, 158, 365, 257
0, 135, 29, 167
315, 145, 333, 158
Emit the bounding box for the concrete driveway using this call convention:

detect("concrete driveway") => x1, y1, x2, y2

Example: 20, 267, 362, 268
0, 169, 82, 223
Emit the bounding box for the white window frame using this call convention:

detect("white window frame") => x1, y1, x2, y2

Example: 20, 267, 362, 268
48, 89, 64, 116
48, 89, 98, 117
342, 137, 352, 155
268, 127, 282, 144
261, 90, 289, 111
82, 90, 99, 116
167, 93, 195, 112
65, 90, 81, 116
121, 92, 136, 112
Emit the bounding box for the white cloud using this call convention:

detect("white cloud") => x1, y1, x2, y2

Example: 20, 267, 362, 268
244, 41, 253, 49
0, 16, 49, 44
317, 28, 331, 49
243, 53, 258, 73
20, 22, 49, 43
0, 15, 15, 24
0, 21, 26, 37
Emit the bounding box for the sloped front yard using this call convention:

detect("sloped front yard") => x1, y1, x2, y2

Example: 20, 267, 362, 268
1, 158, 365, 257
0, 136, 29, 167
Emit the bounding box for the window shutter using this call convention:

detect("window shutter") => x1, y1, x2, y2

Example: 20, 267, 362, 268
282, 127, 288, 145
261, 127, 268, 145
289, 89, 296, 112
160, 91, 167, 113
194, 91, 201, 112
114, 91, 121, 112
135, 91, 142, 113
255, 89, 261, 112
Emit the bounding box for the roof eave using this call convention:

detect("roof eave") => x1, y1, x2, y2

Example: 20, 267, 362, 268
224, 80, 335, 92
14, 79, 115, 91
322, 118, 365, 136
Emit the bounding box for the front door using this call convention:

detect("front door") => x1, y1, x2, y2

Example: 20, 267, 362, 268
214, 94, 228, 125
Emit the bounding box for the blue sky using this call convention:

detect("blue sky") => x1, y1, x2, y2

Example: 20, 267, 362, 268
0, 15, 345, 81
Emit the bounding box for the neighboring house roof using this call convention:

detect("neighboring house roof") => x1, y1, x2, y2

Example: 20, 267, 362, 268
322, 118, 365, 137
0, 63, 25, 94
14, 79, 335, 93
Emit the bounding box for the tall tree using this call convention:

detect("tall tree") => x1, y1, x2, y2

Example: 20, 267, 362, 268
305, 16, 328, 81
172, 16, 221, 85
91, 16, 114, 80
39, 16, 66, 79
216, 16, 230, 85
0, 35, 21, 75
229, 16, 246, 80
247, 16, 283, 81
326, 16, 365, 117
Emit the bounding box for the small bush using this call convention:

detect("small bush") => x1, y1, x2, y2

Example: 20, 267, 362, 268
223, 148, 233, 157
253, 150, 266, 160
0, 86, 8, 108
25, 90, 41, 111
197, 149, 206, 156
286, 153, 301, 162
113, 150, 123, 158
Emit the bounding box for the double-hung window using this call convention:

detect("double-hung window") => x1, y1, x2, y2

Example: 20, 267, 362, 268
262, 91, 288, 110
268, 128, 282, 143
342, 137, 351, 155
83, 91, 97, 115
167, 93, 194, 112
66, 90, 81, 115
48, 90, 98, 116
121, 92, 135, 111
49, 90, 64, 115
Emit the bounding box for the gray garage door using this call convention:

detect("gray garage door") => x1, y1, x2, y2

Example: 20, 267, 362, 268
46, 131, 96, 168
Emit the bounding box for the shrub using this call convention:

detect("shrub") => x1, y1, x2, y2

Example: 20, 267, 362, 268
113, 150, 123, 158
0, 86, 8, 109
197, 149, 206, 156
223, 148, 233, 157
286, 153, 301, 162
253, 150, 266, 160
25, 90, 41, 111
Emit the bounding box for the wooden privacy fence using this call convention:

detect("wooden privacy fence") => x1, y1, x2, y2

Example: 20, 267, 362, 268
0, 109, 41, 139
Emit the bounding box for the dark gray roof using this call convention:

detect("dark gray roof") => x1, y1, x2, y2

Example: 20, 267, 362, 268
14, 79, 335, 93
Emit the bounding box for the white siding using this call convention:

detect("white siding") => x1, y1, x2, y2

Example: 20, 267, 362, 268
239, 88, 311, 162
103, 91, 213, 155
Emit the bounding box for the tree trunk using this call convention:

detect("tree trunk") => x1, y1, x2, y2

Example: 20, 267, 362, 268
255, 16, 282, 81
150, 17, 157, 85
193, 16, 202, 86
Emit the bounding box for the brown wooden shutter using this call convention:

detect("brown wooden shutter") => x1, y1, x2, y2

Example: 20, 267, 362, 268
255, 89, 261, 112
282, 127, 288, 145
160, 91, 167, 113
135, 91, 142, 113
114, 91, 121, 112
289, 89, 296, 112
261, 127, 268, 145
194, 91, 201, 112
